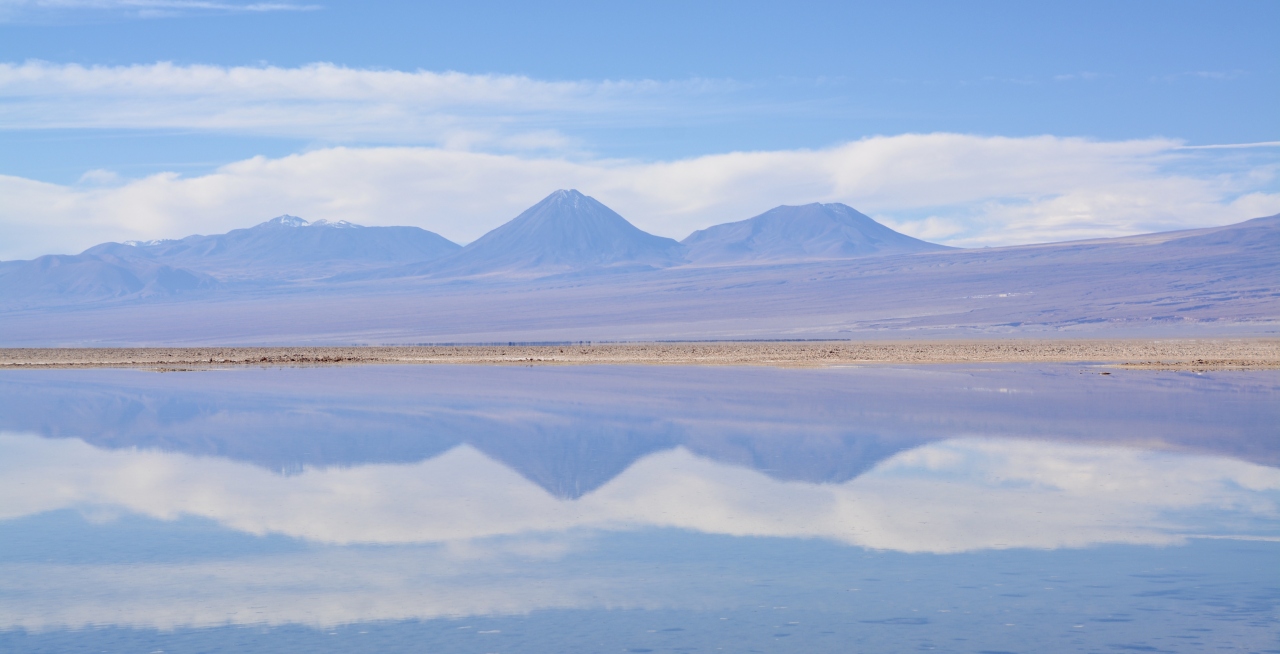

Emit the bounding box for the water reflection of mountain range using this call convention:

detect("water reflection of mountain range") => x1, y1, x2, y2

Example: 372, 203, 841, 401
1, 365, 1275, 498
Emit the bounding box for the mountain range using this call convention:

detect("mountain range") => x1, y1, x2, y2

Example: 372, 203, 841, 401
0, 189, 947, 301
0, 189, 1276, 344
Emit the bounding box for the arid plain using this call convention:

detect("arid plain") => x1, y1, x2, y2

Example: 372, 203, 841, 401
4, 338, 1277, 370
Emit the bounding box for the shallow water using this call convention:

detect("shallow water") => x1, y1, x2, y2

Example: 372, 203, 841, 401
0, 364, 1277, 653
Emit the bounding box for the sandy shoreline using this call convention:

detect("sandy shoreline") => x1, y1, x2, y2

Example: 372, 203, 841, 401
2, 339, 1278, 370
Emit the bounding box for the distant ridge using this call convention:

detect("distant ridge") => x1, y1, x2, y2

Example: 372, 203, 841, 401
1163, 213, 1280, 250
682, 202, 948, 264
0, 253, 211, 306
428, 189, 685, 276
84, 215, 461, 281
0, 214, 460, 304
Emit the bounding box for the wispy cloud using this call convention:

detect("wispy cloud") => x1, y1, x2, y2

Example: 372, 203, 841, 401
1053, 71, 1106, 82
0, 0, 317, 21
1, 133, 1277, 259
0, 61, 735, 149
1155, 69, 1248, 83
1176, 141, 1280, 150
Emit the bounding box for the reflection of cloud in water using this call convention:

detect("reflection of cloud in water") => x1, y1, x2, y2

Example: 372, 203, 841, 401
0, 545, 646, 631
2, 432, 1276, 551
2, 431, 1279, 632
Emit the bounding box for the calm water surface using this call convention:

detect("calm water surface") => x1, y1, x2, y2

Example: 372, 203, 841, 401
0, 364, 1277, 653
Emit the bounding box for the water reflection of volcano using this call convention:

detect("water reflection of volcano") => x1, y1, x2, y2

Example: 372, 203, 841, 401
0, 365, 1275, 498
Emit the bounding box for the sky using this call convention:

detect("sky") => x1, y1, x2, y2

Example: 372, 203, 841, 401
0, 0, 1277, 259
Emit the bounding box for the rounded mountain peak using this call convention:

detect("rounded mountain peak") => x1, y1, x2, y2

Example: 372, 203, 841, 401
682, 202, 948, 264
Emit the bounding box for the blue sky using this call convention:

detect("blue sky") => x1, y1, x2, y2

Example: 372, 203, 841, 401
0, 0, 1277, 258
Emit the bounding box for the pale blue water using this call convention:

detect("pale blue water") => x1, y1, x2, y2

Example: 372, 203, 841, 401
0, 364, 1276, 653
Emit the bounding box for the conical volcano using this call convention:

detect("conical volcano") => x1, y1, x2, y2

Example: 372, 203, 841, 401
433, 189, 685, 275
682, 202, 948, 264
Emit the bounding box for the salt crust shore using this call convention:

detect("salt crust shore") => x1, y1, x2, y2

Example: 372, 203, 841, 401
2, 339, 1278, 370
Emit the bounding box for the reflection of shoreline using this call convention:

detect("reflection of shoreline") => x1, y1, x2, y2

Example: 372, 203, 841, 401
2, 338, 1279, 369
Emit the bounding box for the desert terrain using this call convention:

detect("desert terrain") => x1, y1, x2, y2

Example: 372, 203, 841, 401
3, 338, 1277, 370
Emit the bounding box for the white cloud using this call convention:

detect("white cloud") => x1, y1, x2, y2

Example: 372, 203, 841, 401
1, 133, 1277, 259
0, 61, 725, 146
75, 168, 121, 185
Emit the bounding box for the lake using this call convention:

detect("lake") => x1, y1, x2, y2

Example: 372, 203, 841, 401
0, 364, 1276, 653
